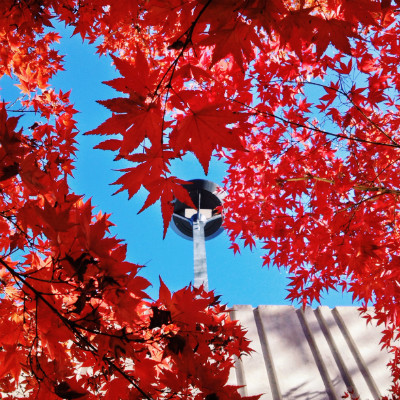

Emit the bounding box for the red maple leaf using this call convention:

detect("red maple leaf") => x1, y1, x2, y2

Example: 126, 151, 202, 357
200, 20, 263, 70
169, 92, 246, 173
141, 176, 196, 237
86, 50, 162, 155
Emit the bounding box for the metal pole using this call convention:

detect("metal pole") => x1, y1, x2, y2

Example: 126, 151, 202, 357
170, 180, 225, 292
193, 216, 208, 291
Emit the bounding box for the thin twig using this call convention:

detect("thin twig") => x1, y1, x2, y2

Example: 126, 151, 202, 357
280, 175, 400, 195
0, 257, 154, 400
231, 98, 400, 149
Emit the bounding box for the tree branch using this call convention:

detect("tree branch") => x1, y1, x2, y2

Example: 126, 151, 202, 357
279, 175, 400, 195
0, 257, 154, 400
299, 79, 400, 147
231, 98, 400, 149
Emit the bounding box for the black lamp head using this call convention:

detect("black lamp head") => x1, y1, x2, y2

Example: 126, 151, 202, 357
170, 179, 225, 240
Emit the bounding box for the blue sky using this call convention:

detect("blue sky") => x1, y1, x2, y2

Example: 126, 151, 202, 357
0, 24, 357, 308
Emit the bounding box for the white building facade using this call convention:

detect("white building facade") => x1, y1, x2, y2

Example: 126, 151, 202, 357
228, 305, 392, 400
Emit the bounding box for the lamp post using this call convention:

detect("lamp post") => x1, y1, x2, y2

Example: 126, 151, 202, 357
170, 179, 225, 291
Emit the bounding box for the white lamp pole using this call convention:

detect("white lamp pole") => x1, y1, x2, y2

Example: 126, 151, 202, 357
170, 179, 225, 291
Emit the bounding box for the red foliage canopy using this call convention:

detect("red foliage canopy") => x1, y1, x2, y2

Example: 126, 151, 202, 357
1, 0, 400, 398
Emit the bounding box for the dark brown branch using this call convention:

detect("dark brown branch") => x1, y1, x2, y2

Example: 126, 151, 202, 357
153, 0, 213, 97
0, 257, 154, 400
231, 98, 400, 149
154, 0, 213, 145
280, 175, 400, 195
298, 79, 400, 147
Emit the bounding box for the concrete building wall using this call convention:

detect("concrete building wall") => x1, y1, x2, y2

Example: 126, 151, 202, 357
228, 305, 392, 400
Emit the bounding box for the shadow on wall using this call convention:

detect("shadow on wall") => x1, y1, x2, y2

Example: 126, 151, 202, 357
228, 305, 391, 400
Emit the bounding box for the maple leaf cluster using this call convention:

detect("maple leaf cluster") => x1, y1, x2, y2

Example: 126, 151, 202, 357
0, 1, 258, 399
0, 105, 253, 399
2, 0, 400, 398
